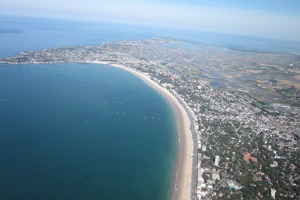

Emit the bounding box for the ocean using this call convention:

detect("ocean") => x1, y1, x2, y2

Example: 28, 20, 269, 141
1, 15, 299, 59
0, 63, 177, 200
1, 14, 299, 200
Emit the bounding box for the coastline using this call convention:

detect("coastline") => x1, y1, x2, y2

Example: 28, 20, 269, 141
92, 61, 194, 200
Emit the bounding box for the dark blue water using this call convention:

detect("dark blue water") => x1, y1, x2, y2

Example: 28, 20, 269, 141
1, 14, 299, 200
0, 63, 177, 200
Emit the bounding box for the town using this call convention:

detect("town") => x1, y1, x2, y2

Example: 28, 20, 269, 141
1, 38, 299, 199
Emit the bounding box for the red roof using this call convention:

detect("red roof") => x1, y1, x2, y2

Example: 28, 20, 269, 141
243, 152, 258, 163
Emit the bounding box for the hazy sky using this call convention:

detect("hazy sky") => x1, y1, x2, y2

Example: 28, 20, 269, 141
1, 0, 300, 41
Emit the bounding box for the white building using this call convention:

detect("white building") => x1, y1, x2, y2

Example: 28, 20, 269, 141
214, 155, 220, 167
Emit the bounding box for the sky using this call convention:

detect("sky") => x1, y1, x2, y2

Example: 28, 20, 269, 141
1, 0, 300, 41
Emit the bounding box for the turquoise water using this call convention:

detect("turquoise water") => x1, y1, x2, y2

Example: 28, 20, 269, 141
0, 63, 177, 200
1, 14, 299, 200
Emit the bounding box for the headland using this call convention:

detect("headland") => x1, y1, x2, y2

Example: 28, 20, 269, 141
1, 38, 299, 199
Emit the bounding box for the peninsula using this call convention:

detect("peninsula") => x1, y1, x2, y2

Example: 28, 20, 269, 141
1, 38, 299, 200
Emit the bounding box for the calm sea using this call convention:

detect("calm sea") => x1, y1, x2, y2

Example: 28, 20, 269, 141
0, 63, 177, 200
1, 15, 299, 200
1, 15, 299, 59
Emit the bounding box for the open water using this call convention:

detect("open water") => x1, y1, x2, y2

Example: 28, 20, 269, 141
0, 63, 177, 200
1, 15, 299, 59
1, 14, 299, 200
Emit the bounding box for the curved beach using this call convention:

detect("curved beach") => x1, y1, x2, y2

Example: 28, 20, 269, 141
109, 63, 194, 200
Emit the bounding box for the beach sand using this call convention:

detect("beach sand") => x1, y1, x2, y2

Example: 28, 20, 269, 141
94, 62, 194, 200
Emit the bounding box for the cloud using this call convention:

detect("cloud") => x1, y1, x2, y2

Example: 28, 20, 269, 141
1, 0, 300, 41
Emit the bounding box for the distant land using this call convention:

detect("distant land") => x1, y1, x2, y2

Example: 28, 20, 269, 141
2, 38, 300, 106
0, 28, 23, 33
1, 38, 299, 199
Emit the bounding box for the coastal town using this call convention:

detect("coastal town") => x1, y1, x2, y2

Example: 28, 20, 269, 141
1, 38, 299, 200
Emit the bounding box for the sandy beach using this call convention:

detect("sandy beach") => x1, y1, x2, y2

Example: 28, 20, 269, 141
92, 62, 193, 200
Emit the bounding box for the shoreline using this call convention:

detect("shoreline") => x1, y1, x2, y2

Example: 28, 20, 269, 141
92, 61, 194, 200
